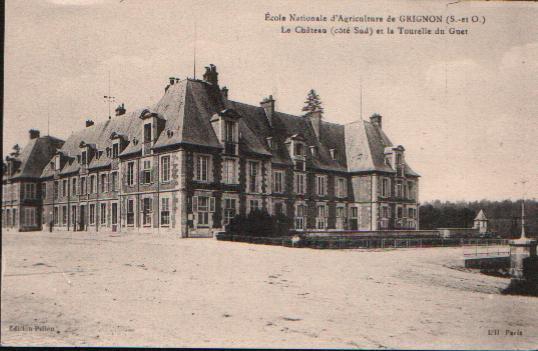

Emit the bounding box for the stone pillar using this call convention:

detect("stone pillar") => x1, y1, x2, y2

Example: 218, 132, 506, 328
505, 237, 538, 295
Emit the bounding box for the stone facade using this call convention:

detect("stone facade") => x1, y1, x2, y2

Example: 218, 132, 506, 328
2, 64, 420, 236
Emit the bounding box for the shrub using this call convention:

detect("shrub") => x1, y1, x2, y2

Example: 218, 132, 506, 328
225, 209, 292, 237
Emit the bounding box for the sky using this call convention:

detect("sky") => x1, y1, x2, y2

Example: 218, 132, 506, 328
4, 0, 538, 202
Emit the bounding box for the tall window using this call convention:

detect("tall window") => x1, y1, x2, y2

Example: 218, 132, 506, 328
382, 178, 390, 197
127, 162, 135, 186
224, 120, 235, 142
161, 156, 170, 183
81, 151, 87, 165
127, 200, 134, 225
407, 181, 415, 200
294, 173, 306, 194
195, 155, 209, 182
247, 161, 259, 193
316, 204, 328, 229
54, 181, 59, 199
100, 203, 107, 225
63, 179, 68, 197
41, 183, 47, 199
24, 183, 36, 199
336, 177, 347, 198
89, 204, 95, 225
100, 173, 107, 193
61, 206, 67, 225
72, 178, 77, 195
194, 196, 213, 226
111, 172, 118, 191
112, 143, 119, 158
24, 208, 36, 226
396, 181, 403, 198
272, 171, 284, 193
336, 206, 346, 218
316, 175, 327, 196
223, 198, 236, 225
142, 160, 152, 184
222, 158, 237, 184
161, 197, 170, 226
295, 204, 306, 230
294, 143, 304, 156
144, 123, 152, 143
248, 199, 260, 213
53, 207, 59, 225
142, 197, 152, 226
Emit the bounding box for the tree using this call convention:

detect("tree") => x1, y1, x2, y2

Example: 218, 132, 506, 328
302, 89, 324, 114
10, 144, 21, 157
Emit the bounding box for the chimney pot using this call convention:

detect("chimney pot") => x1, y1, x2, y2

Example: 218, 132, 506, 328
221, 86, 229, 100
370, 113, 382, 129
260, 95, 275, 127
86, 120, 94, 128
307, 110, 322, 139
169, 77, 175, 85
115, 103, 126, 116
203, 64, 219, 85
29, 129, 40, 139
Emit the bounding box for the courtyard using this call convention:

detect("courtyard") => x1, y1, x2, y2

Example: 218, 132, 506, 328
1, 230, 537, 349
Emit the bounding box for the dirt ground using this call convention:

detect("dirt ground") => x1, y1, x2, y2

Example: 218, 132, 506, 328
1, 230, 537, 349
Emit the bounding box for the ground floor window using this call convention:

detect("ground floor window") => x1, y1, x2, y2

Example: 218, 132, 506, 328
126, 200, 134, 226
89, 204, 95, 225
223, 198, 237, 225
62, 206, 68, 226
248, 199, 261, 214
24, 207, 36, 226
316, 205, 327, 229
196, 196, 209, 226
72, 206, 77, 227
160, 197, 170, 226
273, 202, 285, 216
6, 209, 11, 227
111, 203, 118, 225
100, 203, 106, 225
295, 204, 306, 230
142, 198, 152, 226
53, 207, 59, 225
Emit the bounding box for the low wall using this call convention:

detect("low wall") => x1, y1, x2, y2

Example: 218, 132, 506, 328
464, 256, 510, 269
438, 228, 479, 238
301, 230, 440, 239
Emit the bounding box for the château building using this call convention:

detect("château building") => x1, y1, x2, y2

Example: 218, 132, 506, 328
2, 64, 420, 236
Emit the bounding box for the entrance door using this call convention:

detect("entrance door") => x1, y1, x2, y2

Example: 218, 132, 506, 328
350, 207, 358, 230
79, 205, 86, 231
71, 206, 77, 231
111, 203, 118, 232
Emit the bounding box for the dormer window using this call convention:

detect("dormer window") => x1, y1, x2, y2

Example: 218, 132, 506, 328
81, 151, 87, 165
55, 155, 61, 170
224, 120, 235, 142
310, 146, 317, 157
112, 142, 119, 159
144, 123, 152, 143
295, 143, 304, 157
266, 137, 273, 149
330, 148, 336, 160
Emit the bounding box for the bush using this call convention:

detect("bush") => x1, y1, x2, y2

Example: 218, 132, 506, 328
225, 209, 292, 237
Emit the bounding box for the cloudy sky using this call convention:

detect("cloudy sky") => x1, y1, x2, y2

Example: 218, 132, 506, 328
4, 0, 537, 202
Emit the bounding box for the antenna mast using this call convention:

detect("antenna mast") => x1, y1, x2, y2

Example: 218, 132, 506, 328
103, 71, 115, 119
193, 21, 197, 79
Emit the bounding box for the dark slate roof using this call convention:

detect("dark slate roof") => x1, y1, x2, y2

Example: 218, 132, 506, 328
7, 136, 64, 180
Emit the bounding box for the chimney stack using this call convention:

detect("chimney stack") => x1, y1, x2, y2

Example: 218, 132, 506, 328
86, 120, 94, 128
169, 77, 175, 86
307, 109, 322, 139
29, 129, 40, 139
370, 113, 382, 129
260, 95, 275, 127
203, 64, 219, 85
115, 103, 126, 116
221, 86, 229, 100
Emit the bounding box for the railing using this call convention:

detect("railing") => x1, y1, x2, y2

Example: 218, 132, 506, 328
463, 240, 510, 257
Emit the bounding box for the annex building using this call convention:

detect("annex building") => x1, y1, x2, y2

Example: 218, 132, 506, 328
2, 64, 420, 237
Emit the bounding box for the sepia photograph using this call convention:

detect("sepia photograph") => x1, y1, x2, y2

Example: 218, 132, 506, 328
1, 0, 537, 349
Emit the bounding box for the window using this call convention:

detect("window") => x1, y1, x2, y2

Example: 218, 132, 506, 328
161, 156, 170, 183
396, 207, 403, 219
407, 181, 415, 200
54, 181, 59, 199
127, 162, 135, 186
112, 143, 119, 158
247, 161, 260, 193
195, 155, 210, 182
336, 177, 347, 198
144, 123, 152, 143
53, 207, 59, 225
273, 202, 284, 216
89, 204, 95, 225
142, 197, 152, 226
316, 175, 327, 196
294, 173, 306, 194
294, 143, 304, 156
272, 171, 284, 193
295, 204, 306, 230
41, 183, 47, 199
223, 198, 237, 225
61, 205, 67, 225
24, 207, 36, 226
111, 203, 118, 225
194, 196, 215, 226
222, 158, 237, 184
111, 172, 118, 191
100, 203, 107, 225
100, 173, 107, 193
224, 120, 235, 142
55, 155, 61, 170
396, 181, 403, 198
24, 183, 36, 199
336, 206, 346, 218
80, 177, 86, 195
126, 199, 134, 225
408, 208, 416, 219
316, 205, 328, 229
161, 197, 170, 226
72, 178, 77, 195
90, 175, 97, 194
81, 151, 87, 165
63, 179, 68, 197
142, 160, 152, 184
396, 153, 402, 165
382, 178, 390, 197
248, 199, 261, 213
382, 206, 390, 218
